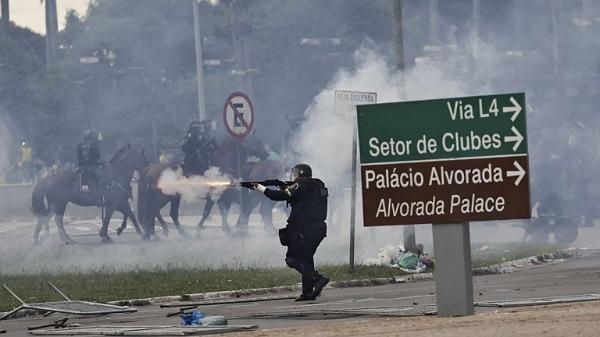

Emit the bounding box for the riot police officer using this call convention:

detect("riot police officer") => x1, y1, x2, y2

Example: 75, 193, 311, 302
250, 164, 330, 301
181, 119, 218, 176
77, 129, 103, 192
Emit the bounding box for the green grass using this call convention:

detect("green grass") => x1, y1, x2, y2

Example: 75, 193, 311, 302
0, 265, 403, 311
471, 242, 566, 269
0, 242, 566, 312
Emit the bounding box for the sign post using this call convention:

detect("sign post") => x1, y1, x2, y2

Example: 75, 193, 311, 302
333, 90, 377, 272
356, 93, 530, 316
223, 92, 255, 139
223, 92, 255, 221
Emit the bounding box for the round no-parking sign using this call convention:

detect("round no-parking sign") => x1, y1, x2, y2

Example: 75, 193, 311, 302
223, 92, 254, 139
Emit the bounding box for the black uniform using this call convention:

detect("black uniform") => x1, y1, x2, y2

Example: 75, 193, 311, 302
77, 139, 102, 186
263, 177, 328, 296
181, 134, 218, 176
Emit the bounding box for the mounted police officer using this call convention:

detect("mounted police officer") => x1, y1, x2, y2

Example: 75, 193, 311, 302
249, 164, 330, 301
181, 119, 218, 176
77, 129, 104, 193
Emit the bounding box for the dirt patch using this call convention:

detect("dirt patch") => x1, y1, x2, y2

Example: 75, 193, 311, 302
219, 300, 600, 337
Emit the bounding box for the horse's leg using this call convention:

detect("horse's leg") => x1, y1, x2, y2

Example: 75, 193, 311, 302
197, 197, 215, 228
54, 202, 73, 244
236, 190, 259, 230
33, 217, 44, 244
169, 196, 187, 236
118, 203, 143, 236
141, 190, 161, 240
99, 206, 115, 243
259, 199, 277, 233
157, 213, 169, 237
127, 207, 143, 236
217, 199, 232, 233
44, 217, 50, 233
117, 214, 128, 236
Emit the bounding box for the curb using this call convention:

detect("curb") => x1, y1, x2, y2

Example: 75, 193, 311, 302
0, 250, 578, 317
109, 274, 439, 307
112, 250, 574, 307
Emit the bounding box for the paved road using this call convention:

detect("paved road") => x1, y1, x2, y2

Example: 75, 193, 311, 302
2, 252, 600, 336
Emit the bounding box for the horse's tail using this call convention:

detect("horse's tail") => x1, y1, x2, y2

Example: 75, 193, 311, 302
31, 182, 50, 217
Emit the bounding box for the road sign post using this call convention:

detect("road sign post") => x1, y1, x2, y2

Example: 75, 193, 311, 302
224, 92, 255, 222
356, 93, 530, 316
223, 92, 255, 139
432, 222, 474, 316
333, 90, 377, 272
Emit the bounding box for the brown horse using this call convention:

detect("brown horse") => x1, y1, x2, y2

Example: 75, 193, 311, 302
136, 162, 187, 239
197, 134, 283, 232
31, 146, 148, 243
232, 159, 285, 231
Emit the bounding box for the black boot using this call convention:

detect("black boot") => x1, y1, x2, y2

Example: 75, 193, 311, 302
308, 274, 330, 298
295, 293, 316, 302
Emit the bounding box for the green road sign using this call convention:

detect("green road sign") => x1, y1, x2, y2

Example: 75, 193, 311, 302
357, 93, 527, 164
356, 93, 530, 226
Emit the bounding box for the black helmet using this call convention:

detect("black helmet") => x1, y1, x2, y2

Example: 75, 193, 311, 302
291, 163, 312, 181
188, 119, 215, 135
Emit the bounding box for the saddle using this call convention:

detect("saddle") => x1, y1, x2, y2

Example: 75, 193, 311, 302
78, 164, 117, 205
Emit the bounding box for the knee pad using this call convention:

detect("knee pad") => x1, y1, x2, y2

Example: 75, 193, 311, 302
285, 257, 297, 269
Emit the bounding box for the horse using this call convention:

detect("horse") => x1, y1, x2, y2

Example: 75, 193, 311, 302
197, 134, 283, 233
232, 159, 285, 231
31, 146, 148, 244
137, 133, 268, 238
136, 162, 187, 239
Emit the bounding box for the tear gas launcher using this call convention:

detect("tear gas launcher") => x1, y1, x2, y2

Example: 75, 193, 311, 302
237, 179, 294, 189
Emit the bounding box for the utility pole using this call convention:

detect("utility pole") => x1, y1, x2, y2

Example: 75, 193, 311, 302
471, 0, 480, 54
192, 0, 207, 120
429, 0, 440, 45
392, 0, 405, 73
1, 0, 9, 30
551, 0, 561, 77
45, 0, 58, 69
231, 0, 253, 98
392, 0, 416, 253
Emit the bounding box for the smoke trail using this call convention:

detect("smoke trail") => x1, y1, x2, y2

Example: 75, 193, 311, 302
157, 166, 231, 202
291, 44, 498, 261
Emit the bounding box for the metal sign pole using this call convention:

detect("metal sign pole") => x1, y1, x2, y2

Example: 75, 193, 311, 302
432, 222, 474, 316
236, 141, 244, 221
349, 125, 358, 272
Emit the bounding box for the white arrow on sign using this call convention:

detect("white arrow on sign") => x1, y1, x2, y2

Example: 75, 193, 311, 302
502, 96, 522, 122
506, 160, 526, 186
504, 126, 523, 151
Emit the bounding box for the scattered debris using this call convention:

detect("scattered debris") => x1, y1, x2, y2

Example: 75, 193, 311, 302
167, 306, 198, 317
362, 243, 432, 273
180, 310, 204, 326
28, 325, 258, 336
476, 245, 492, 252
28, 318, 70, 331
476, 294, 600, 308
0, 282, 136, 321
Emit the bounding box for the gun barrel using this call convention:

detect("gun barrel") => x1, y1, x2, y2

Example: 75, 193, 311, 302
238, 180, 293, 189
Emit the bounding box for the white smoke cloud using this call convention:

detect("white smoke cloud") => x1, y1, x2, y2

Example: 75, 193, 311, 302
157, 166, 232, 203
292, 44, 498, 261
294, 47, 483, 198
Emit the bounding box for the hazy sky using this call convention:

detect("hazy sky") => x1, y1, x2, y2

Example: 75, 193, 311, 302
6, 0, 90, 35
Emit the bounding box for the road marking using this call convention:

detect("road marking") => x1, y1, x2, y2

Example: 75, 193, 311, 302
273, 294, 435, 309
229, 303, 258, 308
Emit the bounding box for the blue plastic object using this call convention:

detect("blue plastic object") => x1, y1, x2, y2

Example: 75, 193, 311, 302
180, 310, 205, 326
